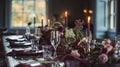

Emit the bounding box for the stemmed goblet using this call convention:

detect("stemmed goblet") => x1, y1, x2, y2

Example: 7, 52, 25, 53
50, 30, 61, 59
33, 27, 42, 49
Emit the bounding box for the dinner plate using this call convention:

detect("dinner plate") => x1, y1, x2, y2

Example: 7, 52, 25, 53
7, 50, 43, 56
14, 42, 32, 46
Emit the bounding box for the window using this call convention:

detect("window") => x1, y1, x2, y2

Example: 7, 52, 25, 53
109, 0, 117, 30
11, 0, 47, 28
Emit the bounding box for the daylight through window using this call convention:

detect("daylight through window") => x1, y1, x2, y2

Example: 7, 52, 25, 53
11, 0, 46, 28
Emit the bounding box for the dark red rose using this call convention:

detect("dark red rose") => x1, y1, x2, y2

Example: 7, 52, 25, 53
40, 29, 46, 34
40, 30, 51, 45
102, 48, 107, 53
108, 50, 114, 56
78, 47, 85, 54
57, 26, 63, 32
70, 41, 79, 49
57, 46, 66, 55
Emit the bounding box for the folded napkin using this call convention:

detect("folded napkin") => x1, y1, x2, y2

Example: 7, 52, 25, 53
6, 50, 42, 56
15, 63, 45, 67
8, 40, 31, 48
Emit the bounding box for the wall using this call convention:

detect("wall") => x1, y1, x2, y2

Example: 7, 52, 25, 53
0, 0, 5, 27
49, 0, 92, 22
0, 0, 119, 39
0, 0, 95, 35
117, 0, 120, 34
0, 0, 92, 32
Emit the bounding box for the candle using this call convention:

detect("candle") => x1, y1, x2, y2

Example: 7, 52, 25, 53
47, 19, 50, 26
88, 16, 91, 24
65, 11, 68, 27
41, 16, 44, 28
87, 16, 91, 53
47, 19, 50, 29
87, 16, 91, 36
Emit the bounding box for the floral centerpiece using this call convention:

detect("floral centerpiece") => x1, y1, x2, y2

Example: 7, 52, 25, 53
38, 22, 64, 49
65, 27, 76, 44
38, 18, 119, 65
70, 38, 120, 65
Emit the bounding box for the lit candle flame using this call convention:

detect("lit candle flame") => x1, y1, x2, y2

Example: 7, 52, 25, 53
32, 13, 36, 18
83, 9, 87, 13
89, 10, 93, 14
41, 16, 44, 20
65, 11, 68, 17
88, 16, 91, 23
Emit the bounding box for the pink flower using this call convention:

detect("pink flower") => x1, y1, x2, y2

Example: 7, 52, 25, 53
103, 44, 113, 53
98, 54, 108, 63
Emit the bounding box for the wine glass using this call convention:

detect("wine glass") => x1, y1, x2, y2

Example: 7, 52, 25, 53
25, 26, 31, 40
115, 35, 120, 57
50, 30, 61, 59
34, 27, 42, 47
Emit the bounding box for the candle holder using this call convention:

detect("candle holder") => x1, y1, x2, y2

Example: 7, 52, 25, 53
41, 16, 44, 29
87, 38, 91, 53
86, 30, 92, 54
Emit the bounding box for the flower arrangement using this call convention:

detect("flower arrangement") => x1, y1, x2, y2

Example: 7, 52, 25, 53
38, 23, 64, 49
70, 38, 119, 65
65, 27, 76, 44
38, 18, 119, 65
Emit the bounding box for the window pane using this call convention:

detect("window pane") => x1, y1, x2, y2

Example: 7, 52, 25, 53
11, 13, 24, 27
11, 0, 46, 28
36, 0, 47, 26
36, 0, 46, 11
109, 0, 116, 30
12, 0, 22, 12
110, 1, 114, 14
110, 16, 114, 29
24, 1, 34, 12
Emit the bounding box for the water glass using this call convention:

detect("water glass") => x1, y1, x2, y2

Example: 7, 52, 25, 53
31, 39, 38, 50
42, 45, 52, 59
115, 35, 120, 47
114, 35, 120, 57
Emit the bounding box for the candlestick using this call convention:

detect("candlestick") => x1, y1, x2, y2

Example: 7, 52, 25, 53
41, 16, 43, 28
32, 14, 36, 29
34, 17, 36, 28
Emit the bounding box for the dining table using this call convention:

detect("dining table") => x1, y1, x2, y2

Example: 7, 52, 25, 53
2, 35, 120, 67
3, 35, 65, 67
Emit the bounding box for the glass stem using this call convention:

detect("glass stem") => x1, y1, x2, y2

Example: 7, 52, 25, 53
53, 48, 57, 59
